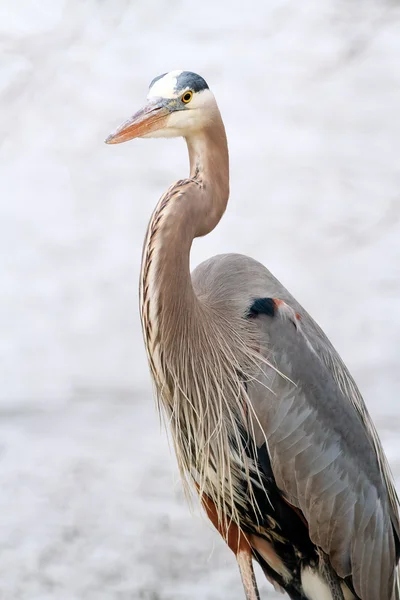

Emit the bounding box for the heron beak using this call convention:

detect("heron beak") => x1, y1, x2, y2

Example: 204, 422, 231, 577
105, 99, 170, 144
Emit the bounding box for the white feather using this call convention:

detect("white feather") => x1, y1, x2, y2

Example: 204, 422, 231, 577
301, 567, 333, 600
147, 70, 183, 99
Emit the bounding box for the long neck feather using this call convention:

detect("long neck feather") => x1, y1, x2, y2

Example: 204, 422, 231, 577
140, 112, 229, 366
139, 112, 262, 528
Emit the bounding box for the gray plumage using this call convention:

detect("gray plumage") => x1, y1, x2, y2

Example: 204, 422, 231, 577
193, 253, 399, 600
106, 70, 400, 600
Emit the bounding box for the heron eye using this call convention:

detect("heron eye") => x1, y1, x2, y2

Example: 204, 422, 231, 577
181, 91, 193, 104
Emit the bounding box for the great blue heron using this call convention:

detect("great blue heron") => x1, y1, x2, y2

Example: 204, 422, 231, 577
106, 70, 400, 600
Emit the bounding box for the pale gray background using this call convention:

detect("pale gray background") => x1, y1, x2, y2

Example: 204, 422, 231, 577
1, 0, 399, 598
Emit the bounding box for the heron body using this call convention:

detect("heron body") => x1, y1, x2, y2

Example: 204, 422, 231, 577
106, 71, 400, 600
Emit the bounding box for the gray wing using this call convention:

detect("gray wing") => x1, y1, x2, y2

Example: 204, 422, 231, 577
249, 298, 399, 600
192, 253, 400, 600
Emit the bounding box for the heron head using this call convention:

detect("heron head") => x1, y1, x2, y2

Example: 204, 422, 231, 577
105, 70, 216, 144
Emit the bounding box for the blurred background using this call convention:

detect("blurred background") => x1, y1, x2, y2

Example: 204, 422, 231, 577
1, 0, 400, 598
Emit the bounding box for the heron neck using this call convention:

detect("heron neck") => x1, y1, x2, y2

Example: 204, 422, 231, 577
140, 116, 230, 373
186, 116, 230, 237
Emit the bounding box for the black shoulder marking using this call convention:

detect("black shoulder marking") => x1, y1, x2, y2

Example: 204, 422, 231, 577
175, 71, 209, 93
395, 524, 400, 562
247, 297, 275, 318
149, 73, 167, 88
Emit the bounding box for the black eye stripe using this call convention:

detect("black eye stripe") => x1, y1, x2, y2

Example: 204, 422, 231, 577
175, 71, 209, 93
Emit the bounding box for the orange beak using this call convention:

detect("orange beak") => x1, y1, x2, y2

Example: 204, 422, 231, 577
105, 99, 170, 144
